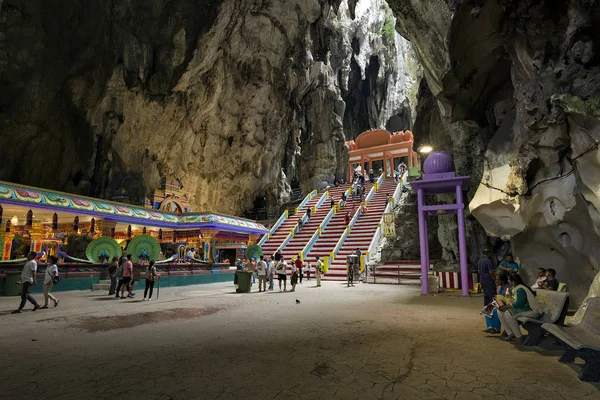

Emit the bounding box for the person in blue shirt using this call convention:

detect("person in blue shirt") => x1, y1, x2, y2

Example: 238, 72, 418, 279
497, 253, 519, 275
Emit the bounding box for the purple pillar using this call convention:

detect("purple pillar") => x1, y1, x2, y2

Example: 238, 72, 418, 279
456, 185, 469, 296
417, 188, 429, 294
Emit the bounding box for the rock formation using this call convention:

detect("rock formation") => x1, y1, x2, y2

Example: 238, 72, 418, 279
0, 0, 418, 216
388, 0, 600, 305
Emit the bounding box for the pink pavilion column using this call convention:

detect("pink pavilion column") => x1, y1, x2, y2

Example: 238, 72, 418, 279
456, 184, 469, 296
417, 188, 429, 294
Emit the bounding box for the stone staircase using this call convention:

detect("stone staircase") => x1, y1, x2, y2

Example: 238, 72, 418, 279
324, 179, 397, 280
366, 261, 423, 285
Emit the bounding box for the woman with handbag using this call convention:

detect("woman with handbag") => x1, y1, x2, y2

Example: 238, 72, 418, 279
41, 255, 60, 308
143, 260, 159, 301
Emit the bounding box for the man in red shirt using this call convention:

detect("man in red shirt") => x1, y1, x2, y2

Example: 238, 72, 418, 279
295, 257, 303, 284
120, 254, 135, 299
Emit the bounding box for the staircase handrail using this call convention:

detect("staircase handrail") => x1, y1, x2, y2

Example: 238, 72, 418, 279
299, 193, 336, 259
295, 190, 317, 213
348, 205, 362, 231
375, 173, 385, 192
330, 227, 349, 261
258, 209, 288, 246
366, 179, 404, 261
366, 224, 382, 261
365, 174, 385, 204
313, 191, 328, 211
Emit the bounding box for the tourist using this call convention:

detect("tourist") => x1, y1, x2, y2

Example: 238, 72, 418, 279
250, 257, 257, 284
298, 217, 304, 230
114, 257, 125, 298
257, 255, 267, 292
108, 256, 118, 295
497, 253, 519, 275
295, 257, 303, 284
539, 268, 559, 291
347, 255, 357, 287
276, 256, 287, 292
386, 193, 391, 204
482, 274, 510, 334
340, 192, 347, 208
369, 168, 374, 183
268, 256, 275, 291
531, 268, 547, 289
362, 203, 369, 215
290, 260, 298, 292
330, 196, 335, 209
120, 254, 134, 299
344, 211, 350, 226
355, 248, 362, 259
143, 260, 159, 301
158, 251, 165, 261
477, 249, 496, 306
497, 274, 541, 344
306, 207, 312, 220
305, 260, 311, 281
12, 252, 41, 313
315, 256, 324, 287
41, 255, 60, 309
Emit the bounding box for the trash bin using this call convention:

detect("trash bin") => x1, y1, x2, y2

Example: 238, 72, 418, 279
235, 271, 253, 293
420, 274, 439, 294
4, 271, 22, 296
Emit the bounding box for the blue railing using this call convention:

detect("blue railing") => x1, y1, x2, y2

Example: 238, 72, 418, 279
295, 190, 317, 213
258, 209, 288, 246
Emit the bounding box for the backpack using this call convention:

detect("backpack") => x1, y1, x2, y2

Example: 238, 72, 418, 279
53, 275, 61, 284
116, 265, 124, 278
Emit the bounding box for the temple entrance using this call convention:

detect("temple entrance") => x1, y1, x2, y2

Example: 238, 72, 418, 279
218, 248, 236, 265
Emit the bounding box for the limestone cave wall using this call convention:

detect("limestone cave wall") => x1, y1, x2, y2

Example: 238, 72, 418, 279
387, 0, 600, 305
0, 0, 418, 215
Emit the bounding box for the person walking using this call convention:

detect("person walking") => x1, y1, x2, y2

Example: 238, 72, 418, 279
12, 252, 41, 313
114, 257, 125, 298
41, 255, 60, 308
290, 261, 298, 292
330, 196, 335, 209
294, 257, 303, 284
257, 255, 267, 292
143, 261, 158, 301
315, 256, 324, 287
120, 254, 134, 299
108, 257, 118, 296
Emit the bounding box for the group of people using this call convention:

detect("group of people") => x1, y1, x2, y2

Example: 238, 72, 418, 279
12, 251, 60, 314
478, 251, 562, 343
238, 253, 326, 292
108, 255, 159, 301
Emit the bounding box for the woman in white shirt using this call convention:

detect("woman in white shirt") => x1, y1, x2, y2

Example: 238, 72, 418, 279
42, 255, 60, 308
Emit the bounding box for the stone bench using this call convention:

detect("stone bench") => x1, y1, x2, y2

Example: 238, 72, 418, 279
542, 297, 600, 382
516, 290, 569, 346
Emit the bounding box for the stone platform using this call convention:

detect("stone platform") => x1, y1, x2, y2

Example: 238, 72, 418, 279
0, 281, 597, 399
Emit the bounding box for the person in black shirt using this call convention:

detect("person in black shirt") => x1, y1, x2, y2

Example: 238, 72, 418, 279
540, 268, 559, 291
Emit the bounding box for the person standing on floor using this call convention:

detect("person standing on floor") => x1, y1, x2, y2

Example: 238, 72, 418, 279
257, 255, 267, 292
268, 256, 275, 291
315, 256, 324, 287
143, 261, 159, 301
478, 249, 496, 306
108, 257, 118, 296
12, 252, 41, 313
41, 255, 60, 309
120, 254, 134, 299
290, 260, 299, 292
295, 257, 303, 284
276, 256, 288, 292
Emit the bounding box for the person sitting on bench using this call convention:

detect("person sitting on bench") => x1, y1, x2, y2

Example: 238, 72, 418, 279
497, 273, 542, 344
539, 268, 559, 291
531, 268, 547, 289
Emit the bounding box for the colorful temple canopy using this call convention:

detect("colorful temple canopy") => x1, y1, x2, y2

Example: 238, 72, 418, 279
0, 181, 268, 235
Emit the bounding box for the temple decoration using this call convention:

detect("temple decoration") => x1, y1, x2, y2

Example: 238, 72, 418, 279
145, 177, 192, 214
86, 236, 122, 263
345, 129, 418, 182
127, 225, 132, 238
26, 209, 33, 227
126, 234, 160, 263
90, 218, 95, 233
410, 152, 471, 296
158, 229, 163, 240
73, 216, 79, 231
52, 213, 58, 230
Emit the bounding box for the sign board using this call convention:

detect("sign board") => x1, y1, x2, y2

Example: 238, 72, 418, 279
382, 213, 396, 238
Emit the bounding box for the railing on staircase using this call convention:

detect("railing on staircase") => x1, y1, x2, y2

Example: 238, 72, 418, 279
258, 209, 288, 246
299, 195, 336, 260
295, 190, 317, 213
365, 178, 405, 263
365, 174, 384, 204
329, 206, 362, 262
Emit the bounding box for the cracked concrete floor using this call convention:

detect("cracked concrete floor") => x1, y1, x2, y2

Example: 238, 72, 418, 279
0, 282, 598, 400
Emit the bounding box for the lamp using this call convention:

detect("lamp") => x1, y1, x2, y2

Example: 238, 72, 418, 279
11, 215, 18, 225
419, 145, 433, 154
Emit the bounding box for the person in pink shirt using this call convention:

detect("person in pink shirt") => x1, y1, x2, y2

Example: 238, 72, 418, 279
120, 254, 134, 299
